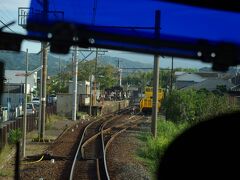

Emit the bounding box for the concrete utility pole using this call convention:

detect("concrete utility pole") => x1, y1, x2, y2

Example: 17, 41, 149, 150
22, 48, 28, 158
40, 42, 48, 140
72, 45, 78, 121
39, 0, 49, 140
170, 57, 174, 94
152, 10, 161, 138
117, 59, 122, 87
93, 48, 98, 107
89, 75, 94, 116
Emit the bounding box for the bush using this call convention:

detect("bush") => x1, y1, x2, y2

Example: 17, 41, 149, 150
163, 89, 237, 123
8, 128, 22, 144
138, 120, 188, 176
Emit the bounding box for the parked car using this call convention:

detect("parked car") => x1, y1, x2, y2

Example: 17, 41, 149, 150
48, 94, 57, 104
32, 97, 40, 104
0, 107, 8, 122
32, 102, 40, 112
27, 103, 36, 115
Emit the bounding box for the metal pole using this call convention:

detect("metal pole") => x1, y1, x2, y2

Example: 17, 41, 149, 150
151, 10, 160, 138
22, 48, 28, 158
72, 46, 78, 121
40, 42, 48, 140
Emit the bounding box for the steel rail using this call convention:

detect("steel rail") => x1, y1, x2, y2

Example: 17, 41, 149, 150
69, 107, 132, 180
98, 114, 141, 180
69, 115, 110, 180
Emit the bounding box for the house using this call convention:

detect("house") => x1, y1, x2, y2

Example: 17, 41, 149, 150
195, 72, 219, 78
175, 72, 206, 89
57, 80, 102, 116
4, 70, 37, 93
175, 71, 236, 92
183, 78, 235, 91
1, 70, 37, 111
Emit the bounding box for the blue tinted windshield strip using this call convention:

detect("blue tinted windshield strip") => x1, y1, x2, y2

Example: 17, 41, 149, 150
27, 0, 240, 45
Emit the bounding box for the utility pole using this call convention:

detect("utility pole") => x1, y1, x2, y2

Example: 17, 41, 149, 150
170, 56, 174, 94
89, 75, 94, 116
72, 45, 78, 121
93, 48, 98, 107
59, 56, 61, 74
40, 42, 48, 140
117, 59, 122, 87
152, 10, 160, 138
22, 48, 28, 158
39, 0, 49, 140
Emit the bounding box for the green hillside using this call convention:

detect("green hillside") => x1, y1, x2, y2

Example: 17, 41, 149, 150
0, 51, 153, 76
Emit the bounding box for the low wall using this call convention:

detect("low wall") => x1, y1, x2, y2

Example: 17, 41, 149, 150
0, 116, 36, 151
101, 100, 129, 115
0, 106, 56, 151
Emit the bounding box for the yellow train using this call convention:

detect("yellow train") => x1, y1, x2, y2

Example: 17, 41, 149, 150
139, 87, 164, 113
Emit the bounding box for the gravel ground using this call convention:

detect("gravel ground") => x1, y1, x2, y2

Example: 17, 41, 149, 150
2, 114, 151, 180
20, 120, 88, 180
0, 117, 81, 180
107, 131, 151, 180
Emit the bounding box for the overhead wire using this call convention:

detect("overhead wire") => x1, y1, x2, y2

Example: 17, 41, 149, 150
0, 19, 15, 33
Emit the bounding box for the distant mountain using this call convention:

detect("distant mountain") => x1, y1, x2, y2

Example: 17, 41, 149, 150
0, 51, 69, 76
0, 51, 153, 76
98, 56, 152, 70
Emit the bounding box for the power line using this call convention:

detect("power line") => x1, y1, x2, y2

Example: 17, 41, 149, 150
0, 15, 8, 23
0, 19, 15, 32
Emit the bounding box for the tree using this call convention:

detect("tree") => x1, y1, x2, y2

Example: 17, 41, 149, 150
96, 65, 118, 89
47, 72, 71, 94
163, 89, 237, 123
48, 60, 119, 93
122, 71, 152, 92
77, 60, 119, 89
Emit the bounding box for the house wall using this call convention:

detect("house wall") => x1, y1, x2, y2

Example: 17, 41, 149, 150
5, 70, 37, 90
56, 94, 81, 116
68, 81, 90, 95
1, 93, 23, 109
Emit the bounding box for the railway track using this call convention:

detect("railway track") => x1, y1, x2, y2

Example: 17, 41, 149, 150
69, 108, 145, 180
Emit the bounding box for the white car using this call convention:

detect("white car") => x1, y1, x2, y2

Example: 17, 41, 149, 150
32, 97, 40, 104
27, 103, 36, 115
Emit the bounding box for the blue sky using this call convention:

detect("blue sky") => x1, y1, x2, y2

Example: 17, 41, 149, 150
0, 0, 211, 69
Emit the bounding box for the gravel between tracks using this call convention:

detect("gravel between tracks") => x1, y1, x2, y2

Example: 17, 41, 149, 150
20, 117, 151, 180
20, 120, 88, 180
107, 131, 151, 180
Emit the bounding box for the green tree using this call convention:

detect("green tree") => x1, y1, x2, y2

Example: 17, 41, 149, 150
47, 60, 119, 93
96, 65, 118, 89
48, 72, 71, 94
163, 89, 237, 123
122, 71, 152, 92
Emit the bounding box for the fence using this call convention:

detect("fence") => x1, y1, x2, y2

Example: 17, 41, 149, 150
0, 115, 36, 151
0, 105, 56, 152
